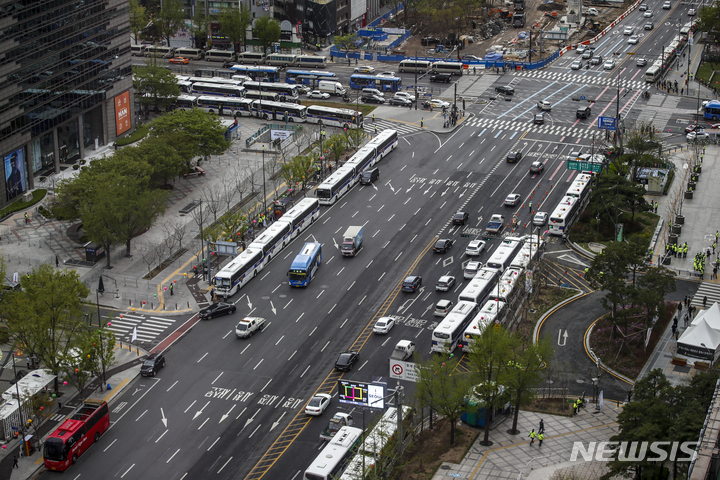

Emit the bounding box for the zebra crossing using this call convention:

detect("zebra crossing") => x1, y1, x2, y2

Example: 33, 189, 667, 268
107, 313, 178, 343
364, 118, 420, 136
49, 413, 66, 422
691, 282, 720, 310
465, 117, 596, 139
513, 70, 648, 91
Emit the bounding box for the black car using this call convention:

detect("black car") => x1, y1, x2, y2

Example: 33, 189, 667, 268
140, 353, 165, 377
335, 351, 359, 371
421, 36, 440, 46
389, 97, 412, 106
433, 239, 454, 253
576, 106, 592, 119
199, 302, 237, 320
401, 275, 422, 292
452, 211, 469, 225
590, 55, 603, 66
533, 114, 544, 125
362, 95, 385, 104
529, 161, 544, 174
495, 86, 514, 95
507, 151, 523, 163
430, 73, 452, 83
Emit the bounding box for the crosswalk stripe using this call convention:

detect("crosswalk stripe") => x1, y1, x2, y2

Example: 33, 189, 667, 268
466, 118, 593, 139
144, 319, 175, 327
691, 282, 720, 309
118, 314, 145, 320
149, 317, 177, 322
364, 119, 420, 136
513, 70, 647, 91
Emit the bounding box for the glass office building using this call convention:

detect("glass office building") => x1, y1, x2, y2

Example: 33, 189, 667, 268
0, 0, 133, 207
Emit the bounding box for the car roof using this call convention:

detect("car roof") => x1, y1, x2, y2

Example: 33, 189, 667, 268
469, 239, 483, 245
532, 160, 541, 165
436, 299, 452, 305
405, 275, 419, 281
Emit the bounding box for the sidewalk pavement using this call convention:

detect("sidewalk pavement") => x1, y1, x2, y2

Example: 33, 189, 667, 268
655, 31, 718, 101
0, 343, 146, 480
431, 402, 620, 480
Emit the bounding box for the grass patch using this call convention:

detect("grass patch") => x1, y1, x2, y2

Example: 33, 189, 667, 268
589, 301, 675, 380
524, 397, 574, 416
0, 189, 47, 218
115, 123, 149, 146
515, 285, 579, 341
663, 169, 675, 195
570, 210, 659, 244
298, 100, 377, 117
389, 419, 479, 480
696, 62, 720, 85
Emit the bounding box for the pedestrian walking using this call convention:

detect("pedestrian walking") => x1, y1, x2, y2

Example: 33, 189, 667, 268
374, 125, 378, 135
24, 212, 28, 224
421, 118, 424, 128
539, 419, 544, 434
26, 357, 30, 369
170, 283, 174, 296
529, 201, 532, 214
12, 456, 18, 469
372, 114, 375, 123
55, 255, 59, 267
193, 265, 198, 276
538, 433, 544, 447
573, 400, 578, 416
529, 429, 536, 445
704, 296, 708, 307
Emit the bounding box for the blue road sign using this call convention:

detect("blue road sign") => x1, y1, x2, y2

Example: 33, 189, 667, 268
580, 95, 586, 100
598, 116, 617, 131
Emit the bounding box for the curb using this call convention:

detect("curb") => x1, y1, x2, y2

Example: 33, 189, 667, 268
585, 319, 636, 385
533, 288, 585, 344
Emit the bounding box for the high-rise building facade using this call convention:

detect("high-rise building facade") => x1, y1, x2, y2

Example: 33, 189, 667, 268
0, 0, 133, 208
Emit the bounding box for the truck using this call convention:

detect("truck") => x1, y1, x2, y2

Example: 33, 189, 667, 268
318, 80, 346, 96
512, 12, 526, 27
513, 0, 525, 11
389, 340, 416, 361
235, 316, 266, 338
320, 412, 354, 441
486, 214, 505, 234
341, 226, 364, 257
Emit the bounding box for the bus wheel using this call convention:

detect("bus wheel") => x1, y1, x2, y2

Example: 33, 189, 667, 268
288, 117, 294, 123
72, 454, 78, 464
253, 270, 257, 277
318, 120, 323, 126
263, 114, 269, 120
94, 432, 100, 443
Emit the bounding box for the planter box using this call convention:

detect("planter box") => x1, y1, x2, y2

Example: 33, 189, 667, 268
671, 357, 687, 366
695, 362, 709, 370
685, 191, 694, 199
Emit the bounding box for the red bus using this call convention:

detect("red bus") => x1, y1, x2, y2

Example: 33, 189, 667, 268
43, 399, 110, 471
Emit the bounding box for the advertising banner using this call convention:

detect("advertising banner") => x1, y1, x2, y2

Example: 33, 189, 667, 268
4, 148, 27, 202
115, 91, 131, 137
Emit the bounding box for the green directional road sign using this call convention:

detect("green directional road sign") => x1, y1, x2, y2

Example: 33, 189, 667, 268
567, 161, 602, 173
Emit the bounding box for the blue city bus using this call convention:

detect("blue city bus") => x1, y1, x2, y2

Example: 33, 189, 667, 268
349, 74, 402, 92
288, 242, 323, 287
229, 65, 281, 82
285, 69, 337, 85
704, 100, 720, 121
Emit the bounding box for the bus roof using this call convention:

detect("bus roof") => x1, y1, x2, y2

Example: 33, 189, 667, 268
290, 243, 321, 270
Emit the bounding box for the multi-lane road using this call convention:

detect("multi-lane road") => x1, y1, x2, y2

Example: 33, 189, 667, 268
49, 4, 711, 478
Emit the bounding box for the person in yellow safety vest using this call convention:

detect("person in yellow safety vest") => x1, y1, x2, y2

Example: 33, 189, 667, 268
538, 433, 544, 446
577, 397, 583, 410
573, 400, 578, 416
529, 429, 536, 445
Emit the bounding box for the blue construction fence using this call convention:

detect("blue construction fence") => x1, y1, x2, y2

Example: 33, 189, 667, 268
330, 47, 560, 71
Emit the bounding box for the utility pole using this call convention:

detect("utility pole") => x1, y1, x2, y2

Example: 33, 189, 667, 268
198, 199, 205, 281
395, 381, 405, 459
414, 50, 418, 111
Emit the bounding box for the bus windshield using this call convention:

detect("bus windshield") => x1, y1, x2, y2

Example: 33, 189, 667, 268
43, 438, 64, 461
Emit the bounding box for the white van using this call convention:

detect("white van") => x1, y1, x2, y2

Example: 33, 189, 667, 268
318, 80, 346, 95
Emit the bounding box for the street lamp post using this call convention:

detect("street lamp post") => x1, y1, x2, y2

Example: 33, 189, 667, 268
261, 146, 267, 224
615, 52, 621, 146
414, 50, 419, 111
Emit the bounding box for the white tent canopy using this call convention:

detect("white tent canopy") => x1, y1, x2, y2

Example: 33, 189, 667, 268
690, 302, 720, 330
677, 318, 720, 361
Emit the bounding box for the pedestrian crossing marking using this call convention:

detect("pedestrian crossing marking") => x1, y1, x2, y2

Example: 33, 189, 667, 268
691, 282, 720, 310
513, 70, 648, 91
465, 117, 595, 139
364, 118, 420, 136
106, 314, 177, 342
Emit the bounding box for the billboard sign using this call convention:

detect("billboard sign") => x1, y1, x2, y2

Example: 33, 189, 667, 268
338, 380, 385, 409
4, 148, 27, 202
115, 91, 131, 137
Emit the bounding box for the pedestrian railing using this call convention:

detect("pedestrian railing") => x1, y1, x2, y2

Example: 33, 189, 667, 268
245, 124, 301, 148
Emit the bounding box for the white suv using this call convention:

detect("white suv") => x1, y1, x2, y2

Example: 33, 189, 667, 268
466, 239, 486, 256
464, 261, 482, 279
394, 91, 416, 103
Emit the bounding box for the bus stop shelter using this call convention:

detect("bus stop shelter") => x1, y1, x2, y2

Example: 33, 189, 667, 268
0, 370, 56, 441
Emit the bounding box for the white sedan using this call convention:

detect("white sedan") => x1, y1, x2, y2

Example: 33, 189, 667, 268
373, 316, 396, 334
305, 393, 332, 416
429, 99, 450, 109
643, 10, 653, 17
307, 90, 330, 99
687, 131, 710, 142
378, 71, 396, 77
628, 35, 640, 44
603, 59, 616, 70
537, 100, 552, 111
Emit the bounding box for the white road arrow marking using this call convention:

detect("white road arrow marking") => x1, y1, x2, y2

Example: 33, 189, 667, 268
270, 301, 277, 315
372, 183, 378, 191
247, 296, 252, 310
161, 408, 167, 428
441, 188, 449, 197
333, 238, 339, 249
387, 182, 395, 193
220, 404, 236, 423
270, 412, 287, 432
558, 329, 568, 346
193, 401, 210, 420
243, 408, 261, 431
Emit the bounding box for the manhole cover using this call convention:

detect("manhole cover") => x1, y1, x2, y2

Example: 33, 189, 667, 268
261, 296, 270, 300
278, 294, 287, 298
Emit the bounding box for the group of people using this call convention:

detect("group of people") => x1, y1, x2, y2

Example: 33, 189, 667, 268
656, 79, 679, 95
572, 396, 584, 416
666, 241, 688, 258
528, 419, 545, 446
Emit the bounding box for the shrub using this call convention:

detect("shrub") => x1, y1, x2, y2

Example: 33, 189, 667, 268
0, 189, 47, 217
663, 169, 674, 195
115, 123, 150, 147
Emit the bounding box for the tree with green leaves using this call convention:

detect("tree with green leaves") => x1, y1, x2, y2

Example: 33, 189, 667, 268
132, 63, 181, 118
280, 155, 314, 192
504, 335, 554, 435
149, 108, 232, 166
130, 0, 148, 45
589, 241, 635, 339
695, 0, 720, 37
327, 134, 347, 167
252, 16, 281, 56
344, 126, 367, 150
1, 265, 90, 393
83, 323, 117, 389
134, 136, 185, 187
634, 266, 676, 348
415, 354, 474, 444
334, 33, 358, 58
154, 0, 186, 47
467, 325, 516, 445
220, 5, 251, 56
191, 1, 210, 49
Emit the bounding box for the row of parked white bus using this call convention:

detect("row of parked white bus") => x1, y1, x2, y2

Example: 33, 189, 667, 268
430, 234, 545, 355
212, 130, 399, 299
131, 44, 328, 67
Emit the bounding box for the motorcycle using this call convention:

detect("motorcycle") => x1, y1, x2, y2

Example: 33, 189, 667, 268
422, 101, 433, 110
342, 94, 350, 102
